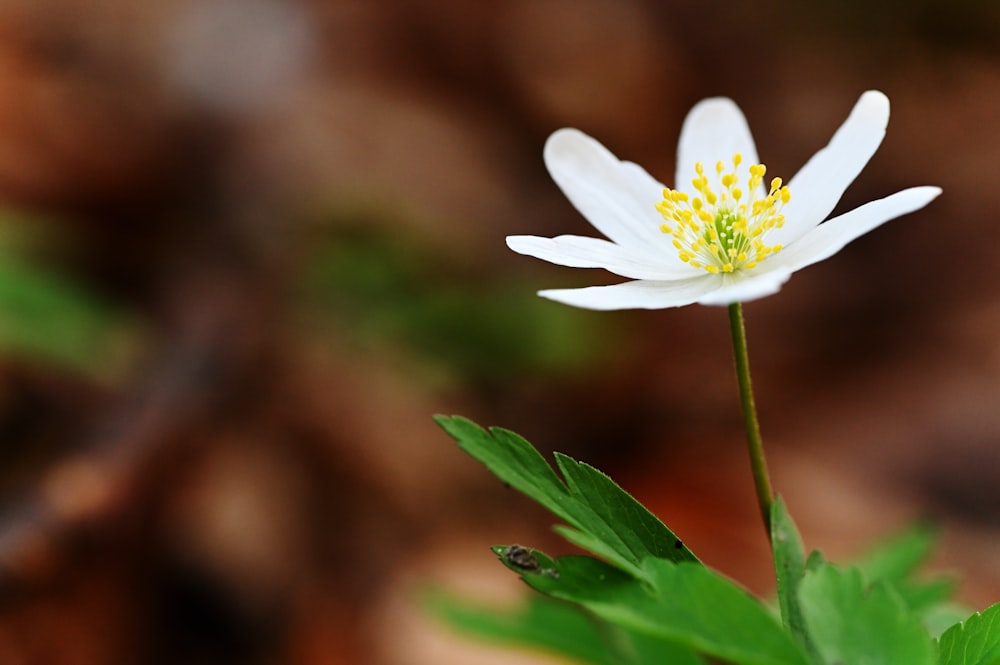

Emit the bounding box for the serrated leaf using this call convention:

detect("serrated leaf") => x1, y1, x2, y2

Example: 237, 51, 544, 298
925, 603, 977, 640
798, 563, 934, 665
427, 589, 705, 665
938, 602, 1000, 665
435, 415, 698, 579
770, 497, 820, 661
506, 552, 809, 665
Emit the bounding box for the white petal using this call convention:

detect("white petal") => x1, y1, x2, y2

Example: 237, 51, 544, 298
506, 234, 696, 280
695, 270, 793, 305
538, 275, 721, 311
767, 186, 942, 273
544, 129, 667, 250
774, 91, 890, 246
676, 98, 760, 192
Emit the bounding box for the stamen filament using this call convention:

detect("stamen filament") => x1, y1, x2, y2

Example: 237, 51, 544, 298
656, 153, 790, 274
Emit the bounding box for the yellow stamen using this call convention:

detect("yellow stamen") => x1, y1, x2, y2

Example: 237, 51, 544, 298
656, 152, 790, 275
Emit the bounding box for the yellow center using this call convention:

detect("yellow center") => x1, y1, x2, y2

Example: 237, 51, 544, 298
655, 153, 791, 274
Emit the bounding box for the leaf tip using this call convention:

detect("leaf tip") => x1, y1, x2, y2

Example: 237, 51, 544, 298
493, 544, 560, 580
433, 414, 486, 441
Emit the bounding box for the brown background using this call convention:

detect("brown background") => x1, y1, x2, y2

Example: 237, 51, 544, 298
0, 0, 996, 662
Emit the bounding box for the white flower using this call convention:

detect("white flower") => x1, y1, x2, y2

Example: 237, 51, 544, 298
507, 91, 941, 310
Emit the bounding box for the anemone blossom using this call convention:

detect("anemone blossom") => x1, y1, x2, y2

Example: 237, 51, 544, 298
507, 91, 940, 310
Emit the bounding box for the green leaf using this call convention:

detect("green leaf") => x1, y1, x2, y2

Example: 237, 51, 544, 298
925, 603, 978, 640
0, 259, 132, 377
798, 563, 934, 665
938, 602, 1000, 665
855, 524, 936, 582
507, 552, 809, 665
770, 497, 820, 661
435, 415, 698, 579
301, 223, 615, 382
426, 590, 621, 665
427, 589, 705, 665
805, 549, 826, 572
854, 524, 956, 614
493, 544, 562, 579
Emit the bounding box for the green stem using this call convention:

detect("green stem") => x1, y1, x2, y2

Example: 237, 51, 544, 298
727, 302, 774, 537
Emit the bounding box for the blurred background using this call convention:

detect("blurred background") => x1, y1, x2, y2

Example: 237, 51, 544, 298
0, 0, 997, 662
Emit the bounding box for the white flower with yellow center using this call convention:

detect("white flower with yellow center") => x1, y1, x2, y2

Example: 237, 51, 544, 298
507, 91, 941, 310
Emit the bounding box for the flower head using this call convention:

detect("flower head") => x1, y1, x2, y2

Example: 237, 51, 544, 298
507, 91, 941, 310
